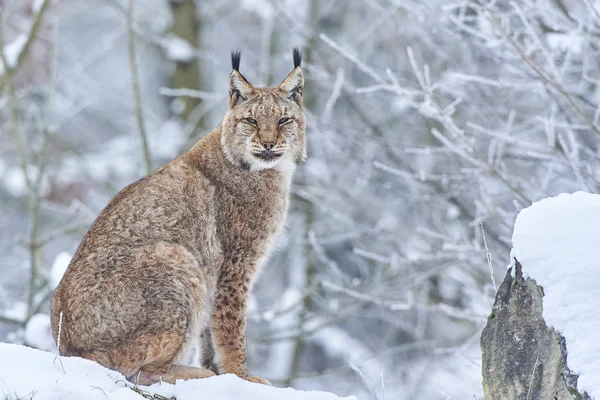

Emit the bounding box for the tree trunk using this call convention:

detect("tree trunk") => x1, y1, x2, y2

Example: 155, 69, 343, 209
169, 0, 203, 129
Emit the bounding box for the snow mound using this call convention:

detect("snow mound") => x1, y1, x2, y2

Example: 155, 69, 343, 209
512, 191, 600, 398
0, 343, 356, 400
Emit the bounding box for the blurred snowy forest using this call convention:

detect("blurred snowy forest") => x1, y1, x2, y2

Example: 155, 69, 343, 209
1, 0, 599, 398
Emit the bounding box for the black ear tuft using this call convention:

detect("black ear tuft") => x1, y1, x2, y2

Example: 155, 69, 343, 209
293, 47, 301, 68
231, 51, 241, 71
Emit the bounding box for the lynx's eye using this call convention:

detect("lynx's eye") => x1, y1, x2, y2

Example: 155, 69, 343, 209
279, 117, 291, 125
243, 117, 257, 125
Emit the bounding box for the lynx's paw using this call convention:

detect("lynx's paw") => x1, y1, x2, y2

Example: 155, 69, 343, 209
244, 375, 272, 385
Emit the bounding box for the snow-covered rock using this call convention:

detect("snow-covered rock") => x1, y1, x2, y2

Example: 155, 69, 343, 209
514, 191, 600, 398
482, 191, 599, 399
0, 343, 357, 400
481, 261, 582, 399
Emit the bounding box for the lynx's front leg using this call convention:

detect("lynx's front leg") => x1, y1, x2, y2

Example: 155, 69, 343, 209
211, 264, 270, 385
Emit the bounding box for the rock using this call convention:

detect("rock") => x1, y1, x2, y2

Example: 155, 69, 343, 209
480, 260, 590, 400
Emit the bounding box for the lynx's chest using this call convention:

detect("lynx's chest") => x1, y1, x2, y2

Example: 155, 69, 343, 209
216, 161, 294, 270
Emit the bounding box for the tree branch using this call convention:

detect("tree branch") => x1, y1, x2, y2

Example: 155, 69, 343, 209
127, 0, 152, 175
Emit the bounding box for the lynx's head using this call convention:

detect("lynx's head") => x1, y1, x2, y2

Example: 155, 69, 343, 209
221, 48, 306, 171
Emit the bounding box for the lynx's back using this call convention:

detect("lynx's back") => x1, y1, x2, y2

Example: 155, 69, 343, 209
51, 49, 306, 386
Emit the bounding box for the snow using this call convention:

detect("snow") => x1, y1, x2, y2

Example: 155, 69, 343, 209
0, 343, 357, 400
1, 301, 27, 322
260, 287, 302, 380
24, 314, 54, 352
50, 251, 72, 289
3, 34, 27, 69
165, 35, 195, 63
546, 33, 584, 55
3, 167, 27, 197
512, 191, 600, 398
151, 374, 356, 400
32, 0, 46, 13
241, 0, 274, 20
152, 120, 186, 159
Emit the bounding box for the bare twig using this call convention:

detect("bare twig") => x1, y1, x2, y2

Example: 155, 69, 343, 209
479, 5, 600, 138
0, 20, 51, 317
322, 280, 486, 322
89, 386, 108, 398
0, 0, 51, 94
130, 386, 175, 400
581, 0, 600, 25
479, 220, 497, 292
127, 0, 152, 174
0, 315, 23, 325
0, 26, 32, 192
53, 355, 66, 374
53, 312, 66, 373
158, 87, 221, 100
56, 311, 63, 353
348, 361, 378, 400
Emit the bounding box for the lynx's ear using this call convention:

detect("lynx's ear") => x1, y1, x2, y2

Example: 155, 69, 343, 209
229, 51, 254, 108
280, 48, 304, 106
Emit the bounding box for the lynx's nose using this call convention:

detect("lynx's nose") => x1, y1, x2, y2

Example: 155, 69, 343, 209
262, 142, 275, 151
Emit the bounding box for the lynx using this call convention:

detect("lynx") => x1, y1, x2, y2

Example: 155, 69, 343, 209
51, 49, 306, 386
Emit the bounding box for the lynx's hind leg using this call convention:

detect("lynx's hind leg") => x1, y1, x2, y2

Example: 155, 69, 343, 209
120, 330, 215, 385
108, 318, 215, 385
102, 308, 215, 385
72, 243, 216, 384
105, 330, 185, 379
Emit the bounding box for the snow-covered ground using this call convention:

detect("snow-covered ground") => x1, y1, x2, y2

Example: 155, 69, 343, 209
512, 191, 600, 398
0, 343, 357, 400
